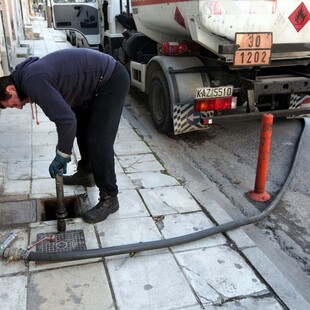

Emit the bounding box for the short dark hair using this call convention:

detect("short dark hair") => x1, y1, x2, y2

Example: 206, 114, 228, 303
0, 75, 14, 109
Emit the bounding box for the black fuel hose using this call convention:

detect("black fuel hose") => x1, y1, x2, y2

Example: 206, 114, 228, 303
27, 119, 306, 262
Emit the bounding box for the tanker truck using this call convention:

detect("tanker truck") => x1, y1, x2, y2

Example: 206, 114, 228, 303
52, 0, 310, 134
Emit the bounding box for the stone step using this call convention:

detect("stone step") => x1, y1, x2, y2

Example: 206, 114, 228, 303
16, 47, 28, 57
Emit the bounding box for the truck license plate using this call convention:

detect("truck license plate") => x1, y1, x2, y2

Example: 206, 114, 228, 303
234, 32, 272, 67
196, 86, 233, 99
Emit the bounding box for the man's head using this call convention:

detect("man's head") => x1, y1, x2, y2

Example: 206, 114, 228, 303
0, 75, 26, 109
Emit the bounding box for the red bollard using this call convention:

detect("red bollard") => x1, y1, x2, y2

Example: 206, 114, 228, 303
247, 114, 273, 202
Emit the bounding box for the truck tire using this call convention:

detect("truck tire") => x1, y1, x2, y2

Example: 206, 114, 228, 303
148, 71, 173, 133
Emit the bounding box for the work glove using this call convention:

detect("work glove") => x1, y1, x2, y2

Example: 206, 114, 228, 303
49, 149, 71, 178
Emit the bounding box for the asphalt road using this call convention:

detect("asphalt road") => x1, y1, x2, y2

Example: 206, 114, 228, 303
124, 90, 310, 301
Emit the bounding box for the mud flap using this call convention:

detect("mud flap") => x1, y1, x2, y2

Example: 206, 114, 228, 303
288, 94, 310, 118
173, 103, 211, 134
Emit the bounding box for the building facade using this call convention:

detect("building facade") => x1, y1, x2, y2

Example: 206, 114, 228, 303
0, 0, 32, 75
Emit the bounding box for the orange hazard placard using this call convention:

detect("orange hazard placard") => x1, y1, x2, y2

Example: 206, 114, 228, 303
234, 33, 272, 67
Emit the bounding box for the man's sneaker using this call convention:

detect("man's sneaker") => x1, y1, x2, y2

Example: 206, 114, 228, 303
82, 194, 119, 224
63, 170, 95, 187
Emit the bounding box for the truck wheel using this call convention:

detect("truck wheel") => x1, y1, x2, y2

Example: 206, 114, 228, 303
148, 71, 173, 133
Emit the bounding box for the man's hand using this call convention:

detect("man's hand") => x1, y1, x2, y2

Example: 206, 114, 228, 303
49, 150, 71, 178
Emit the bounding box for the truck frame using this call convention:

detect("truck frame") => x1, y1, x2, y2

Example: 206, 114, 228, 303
52, 0, 310, 134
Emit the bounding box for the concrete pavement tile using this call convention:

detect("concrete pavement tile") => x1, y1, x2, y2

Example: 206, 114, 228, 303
32, 132, 57, 146
115, 157, 124, 174
33, 144, 57, 161
116, 126, 143, 142
0, 162, 6, 176
97, 216, 161, 249
2, 180, 30, 196
175, 246, 268, 304
118, 153, 164, 173
32, 160, 77, 179
114, 139, 151, 156
0, 111, 31, 132
32, 160, 52, 179
116, 173, 136, 190
205, 297, 283, 309
128, 171, 179, 189
27, 262, 114, 310
115, 127, 151, 155
0, 133, 31, 147
140, 186, 201, 216
107, 253, 199, 310
0, 274, 27, 310
0, 228, 28, 276
8, 161, 31, 180
0, 146, 32, 163
117, 189, 149, 218
29, 218, 101, 271
31, 178, 84, 198
0, 200, 36, 226
119, 117, 132, 129
32, 120, 56, 133
159, 212, 227, 252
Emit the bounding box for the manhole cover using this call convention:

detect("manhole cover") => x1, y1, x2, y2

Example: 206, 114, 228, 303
36, 229, 87, 253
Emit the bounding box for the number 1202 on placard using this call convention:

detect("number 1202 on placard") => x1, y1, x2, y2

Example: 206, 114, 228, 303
234, 33, 272, 67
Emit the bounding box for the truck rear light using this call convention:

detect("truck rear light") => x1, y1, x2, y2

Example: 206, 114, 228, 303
194, 97, 237, 112
161, 41, 190, 55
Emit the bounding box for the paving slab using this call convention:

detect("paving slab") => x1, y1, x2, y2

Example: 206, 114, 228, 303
2, 180, 31, 197
31, 178, 84, 198
128, 171, 179, 188
0, 133, 31, 147
0, 146, 32, 163
140, 186, 202, 216
118, 153, 164, 173
175, 245, 269, 305
7, 162, 32, 180
97, 216, 162, 249
27, 262, 114, 310
107, 253, 199, 310
159, 212, 227, 252
0, 200, 37, 226
0, 274, 28, 310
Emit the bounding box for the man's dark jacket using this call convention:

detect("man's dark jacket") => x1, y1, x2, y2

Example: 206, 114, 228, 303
12, 48, 116, 154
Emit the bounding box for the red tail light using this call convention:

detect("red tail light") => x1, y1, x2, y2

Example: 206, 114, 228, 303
161, 41, 190, 55
195, 97, 236, 112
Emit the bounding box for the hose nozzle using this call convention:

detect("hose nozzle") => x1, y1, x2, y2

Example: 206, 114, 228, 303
2, 247, 26, 263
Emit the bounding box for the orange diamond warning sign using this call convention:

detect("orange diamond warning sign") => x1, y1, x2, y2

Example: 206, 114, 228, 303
289, 2, 310, 32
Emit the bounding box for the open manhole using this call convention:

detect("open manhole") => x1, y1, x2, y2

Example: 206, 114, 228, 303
39, 195, 87, 221
0, 195, 89, 225
35, 230, 87, 253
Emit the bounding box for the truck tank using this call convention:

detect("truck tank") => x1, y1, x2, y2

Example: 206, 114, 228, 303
131, 0, 310, 62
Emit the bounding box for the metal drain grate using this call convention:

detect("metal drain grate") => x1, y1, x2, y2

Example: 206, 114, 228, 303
36, 229, 87, 253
